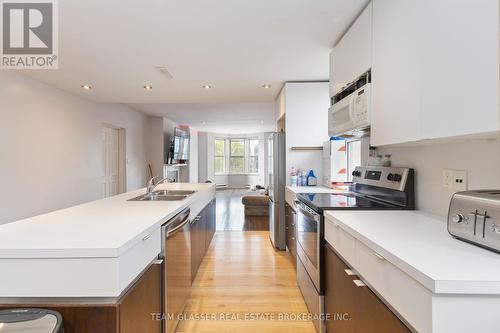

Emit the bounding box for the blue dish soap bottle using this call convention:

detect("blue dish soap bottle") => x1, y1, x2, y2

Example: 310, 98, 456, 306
307, 170, 317, 186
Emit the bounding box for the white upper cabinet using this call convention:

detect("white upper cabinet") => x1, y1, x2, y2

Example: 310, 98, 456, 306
371, 0, 499, 146
419, 0, 499, 140
371, 0, 421, 146
330, 2, 373, 97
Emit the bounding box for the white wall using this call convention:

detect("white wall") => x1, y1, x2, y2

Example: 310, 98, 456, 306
198, 132, 208, 182
283, 82, 330, 184
146, 116, 164, 179
189, 128, 199, 183
377, 138, 500, 217
0, 72, 159, 224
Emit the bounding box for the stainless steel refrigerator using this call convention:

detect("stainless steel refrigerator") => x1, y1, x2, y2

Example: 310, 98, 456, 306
268, 132, 286, 250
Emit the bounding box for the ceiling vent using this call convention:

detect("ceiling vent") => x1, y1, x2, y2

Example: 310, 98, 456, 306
156, 66, 173, 79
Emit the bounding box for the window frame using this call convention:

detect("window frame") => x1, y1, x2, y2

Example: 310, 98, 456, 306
214, 137, 260, 175
247, 138, 259, 175
229, 138, 246, 174
214, 138, 226, 175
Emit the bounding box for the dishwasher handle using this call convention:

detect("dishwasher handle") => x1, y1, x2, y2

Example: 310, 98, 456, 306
167, 215, 191, 238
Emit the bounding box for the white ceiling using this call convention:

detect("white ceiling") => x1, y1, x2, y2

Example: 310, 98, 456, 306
21, 0, 368, 132
129, 102, 276, 134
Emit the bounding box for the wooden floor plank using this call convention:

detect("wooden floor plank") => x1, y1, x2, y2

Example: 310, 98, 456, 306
176, 231, 315, 333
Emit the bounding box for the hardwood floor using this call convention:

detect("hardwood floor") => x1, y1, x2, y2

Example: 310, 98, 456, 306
176, 231, 315, 333
216, 189, 269, 231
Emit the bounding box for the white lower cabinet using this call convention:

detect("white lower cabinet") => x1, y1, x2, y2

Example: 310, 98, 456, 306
354, 239, 432, 333
325, 215, 500, 333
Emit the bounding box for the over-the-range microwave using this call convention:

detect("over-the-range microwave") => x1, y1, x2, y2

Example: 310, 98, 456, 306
328, 70, 371, 138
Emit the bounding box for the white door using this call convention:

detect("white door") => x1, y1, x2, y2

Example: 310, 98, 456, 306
102, 126, 120, 198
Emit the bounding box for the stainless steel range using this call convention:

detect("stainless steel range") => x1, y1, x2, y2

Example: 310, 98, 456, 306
295, 166, 415, 333
448, 190, 500, 253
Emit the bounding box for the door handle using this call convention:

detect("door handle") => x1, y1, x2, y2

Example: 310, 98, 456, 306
152, 259, 164, 265
344, 269, 357, 276
353, 279, 367, 287
142, 233, 152, 241
373, 252, 385, 261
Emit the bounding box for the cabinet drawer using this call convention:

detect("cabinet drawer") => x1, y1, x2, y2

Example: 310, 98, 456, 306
118, 228, 161, 294
325, 218, 356, 265
354, 240, 432, 333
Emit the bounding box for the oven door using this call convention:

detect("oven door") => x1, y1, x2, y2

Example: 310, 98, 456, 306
296, 202, 322, 292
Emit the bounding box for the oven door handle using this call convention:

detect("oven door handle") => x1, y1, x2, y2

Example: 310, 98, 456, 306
297, 204, 320, 222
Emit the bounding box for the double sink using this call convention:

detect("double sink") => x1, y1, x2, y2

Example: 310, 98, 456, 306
128, 190, 196, 202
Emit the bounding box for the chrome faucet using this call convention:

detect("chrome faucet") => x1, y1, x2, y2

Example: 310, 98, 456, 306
146, 176, 175, 197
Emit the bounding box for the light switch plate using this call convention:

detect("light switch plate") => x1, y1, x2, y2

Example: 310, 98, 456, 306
442, 169, 454, 189
452, 170, 468, 191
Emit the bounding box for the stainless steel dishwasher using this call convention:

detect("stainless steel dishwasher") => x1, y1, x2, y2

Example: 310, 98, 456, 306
160, 207, 191, 333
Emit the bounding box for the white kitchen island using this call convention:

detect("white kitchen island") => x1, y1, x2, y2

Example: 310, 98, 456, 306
0, 182, 215, 299
324, 210, 500, 333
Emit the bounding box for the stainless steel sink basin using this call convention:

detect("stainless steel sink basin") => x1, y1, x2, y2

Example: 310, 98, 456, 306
153, 190, 196, 196
128, 194, 188, 202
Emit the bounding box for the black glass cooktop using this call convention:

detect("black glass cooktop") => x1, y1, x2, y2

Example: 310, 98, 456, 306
297, 192, 399, 212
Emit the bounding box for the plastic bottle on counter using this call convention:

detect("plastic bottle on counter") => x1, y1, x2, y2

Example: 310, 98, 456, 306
307, 170, 318, 186
297, 169, 302, 186
302, 172, 307, 187
382, 154, 392, 167
290, 167, 298, 186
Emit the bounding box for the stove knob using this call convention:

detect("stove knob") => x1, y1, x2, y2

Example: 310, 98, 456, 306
387, 173, 394, 181
352, 171, 357, 177
393, 174, 402, 182
452, 213, 464, 223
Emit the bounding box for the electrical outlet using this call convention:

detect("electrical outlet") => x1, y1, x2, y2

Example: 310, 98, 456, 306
442, 169, 454, 189
452, 170, 468, 191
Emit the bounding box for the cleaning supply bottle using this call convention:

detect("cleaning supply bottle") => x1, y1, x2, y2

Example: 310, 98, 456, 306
297, 169, 302, 186
290, 167, 298, 186
307, 170, 318, 186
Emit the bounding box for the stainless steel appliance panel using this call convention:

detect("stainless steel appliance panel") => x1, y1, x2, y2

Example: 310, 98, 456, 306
161, 208, 191, 333
448, 190, 500, 253
296, 201, 322, 292
297, 256, 324, 333
268, 132, 286, 250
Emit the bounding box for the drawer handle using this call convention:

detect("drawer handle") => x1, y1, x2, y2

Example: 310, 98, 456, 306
291, 237, 295, 240
373, 252, 385, 261
333, 223, 340, 228
344, 269, 357, 276
152, 259, 164, 265
142, 234, 152, 241
353, 279, 367, 287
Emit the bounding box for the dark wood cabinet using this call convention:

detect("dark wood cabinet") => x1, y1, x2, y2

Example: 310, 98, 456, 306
119, 262, 162, 333
324, 244, 410, 333
205, 199, 216, 248
285, 203, 297, 266
191, 200, 216, 283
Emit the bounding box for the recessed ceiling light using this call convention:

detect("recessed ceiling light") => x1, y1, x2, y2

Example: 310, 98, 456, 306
262, 84, 272, 89
143, 85, 153, 90
202, 85, 212, 89
81, 84, 92, 90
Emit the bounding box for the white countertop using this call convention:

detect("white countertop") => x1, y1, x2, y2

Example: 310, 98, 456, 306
0, 183, 215, 259
324, 210, 500, 294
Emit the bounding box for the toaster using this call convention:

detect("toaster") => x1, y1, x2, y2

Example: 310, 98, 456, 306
448, 190, 500, 253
